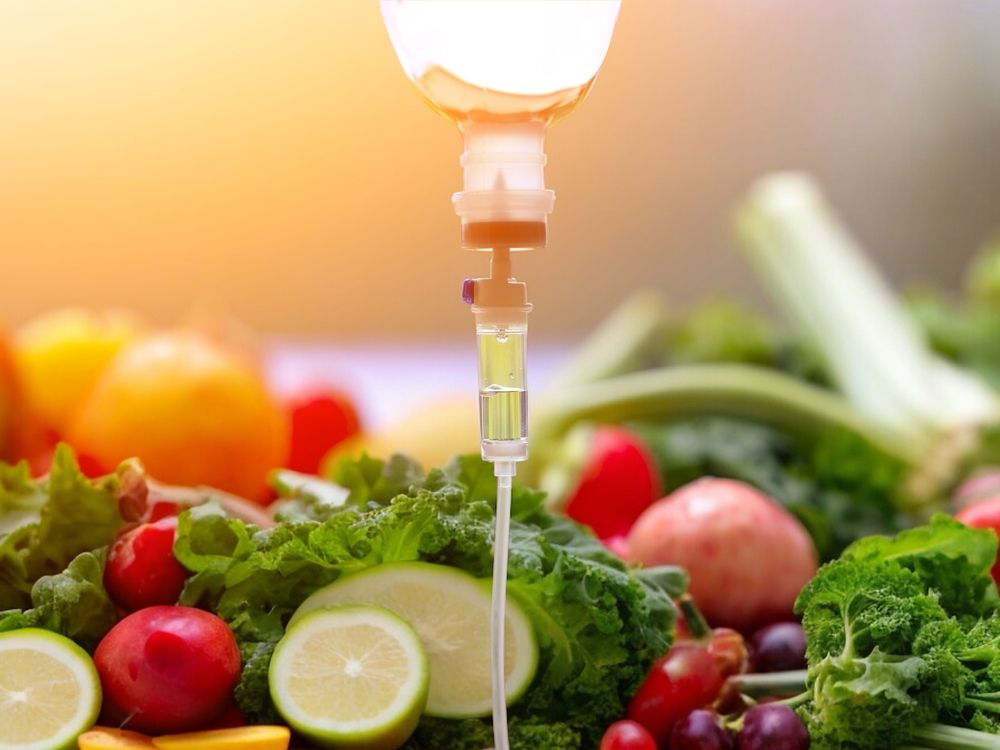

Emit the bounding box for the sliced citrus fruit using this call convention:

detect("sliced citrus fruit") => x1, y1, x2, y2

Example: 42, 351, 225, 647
269, 605, 428, 750
0, 628, 101, 750
290, 561, 538, 718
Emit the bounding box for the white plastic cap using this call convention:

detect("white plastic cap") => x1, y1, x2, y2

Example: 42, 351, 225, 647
452, 121, 555, 240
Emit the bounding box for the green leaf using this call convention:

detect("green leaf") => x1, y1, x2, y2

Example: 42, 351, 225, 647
0, 445, 123, 609
0, 549, 117, 652
845, 515, 999, 617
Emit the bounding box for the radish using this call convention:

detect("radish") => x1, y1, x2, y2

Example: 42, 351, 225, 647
543, 424, 661, 540
627, 478, 817, 632
953, 469, 1000, 511
955, 496, 1000, 586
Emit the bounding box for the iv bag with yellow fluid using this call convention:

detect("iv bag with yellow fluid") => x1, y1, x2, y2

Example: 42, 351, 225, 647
381, 0, 622, 248
381, 0, 620, 125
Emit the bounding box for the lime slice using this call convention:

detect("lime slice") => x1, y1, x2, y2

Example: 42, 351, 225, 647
290, 562, 538, 718
0, 628, 101, 750
269, 605, 428, 750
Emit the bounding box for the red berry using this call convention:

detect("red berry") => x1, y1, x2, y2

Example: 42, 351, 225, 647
600, 720, 657, 750
627, 644, 725, 745
104, 516, 189, 611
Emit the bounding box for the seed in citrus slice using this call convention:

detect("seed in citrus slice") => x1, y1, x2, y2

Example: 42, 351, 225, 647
290, 561, 538, 718
269, 605, 428, 750
0, 628, 101, 750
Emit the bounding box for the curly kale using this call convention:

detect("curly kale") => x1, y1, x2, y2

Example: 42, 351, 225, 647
175, 454, 679, 749
786, 516, 1000, 750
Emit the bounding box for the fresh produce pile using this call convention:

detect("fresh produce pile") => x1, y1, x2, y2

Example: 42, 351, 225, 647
0, 448, 681, 750
0, 310, 362, 500
2, 171, 1000, 750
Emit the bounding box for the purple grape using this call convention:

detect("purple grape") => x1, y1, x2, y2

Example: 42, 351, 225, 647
670, 710, 735, 750
737, 704, 809, 750
749, 622, 807, 673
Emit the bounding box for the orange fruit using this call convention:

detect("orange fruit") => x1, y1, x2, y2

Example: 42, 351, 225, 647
71, 330, 288, 500
13, 308, 145, 436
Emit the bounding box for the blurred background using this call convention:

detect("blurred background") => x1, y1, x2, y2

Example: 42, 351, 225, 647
2, 0, 999, 342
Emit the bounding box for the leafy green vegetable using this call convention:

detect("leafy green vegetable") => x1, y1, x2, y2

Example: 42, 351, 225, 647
908, 238, 1000, 391
175, 454, 678, 749
736, 174, 1000, 501
629, 418, 909, 560
755, 517, 1000, 750
0, 549, 117, 651
0, 445, 123, 610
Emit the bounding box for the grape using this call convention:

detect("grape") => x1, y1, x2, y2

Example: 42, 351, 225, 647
600, 720, 657, 750
671, 709, 735, 750
737, 704, 809, 750
749, 622, 807, 673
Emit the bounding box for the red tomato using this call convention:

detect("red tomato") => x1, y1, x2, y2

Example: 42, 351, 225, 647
95, 606, 241, 734
627, 644, 724, 746
284, 388, 361, 475
600, 720, 657, 750
956, 497, 1000, 586
104, 517, 189, 612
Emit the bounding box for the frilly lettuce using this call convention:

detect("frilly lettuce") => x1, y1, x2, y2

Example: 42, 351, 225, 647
175, 454, 683, 749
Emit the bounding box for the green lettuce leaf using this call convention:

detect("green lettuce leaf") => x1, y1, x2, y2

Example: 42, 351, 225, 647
0, 445, 123, 609
176, 454, 677, 749
0, 549, 117, 651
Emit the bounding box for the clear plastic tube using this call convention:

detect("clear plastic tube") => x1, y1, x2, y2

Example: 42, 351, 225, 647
491, 460, 516, 750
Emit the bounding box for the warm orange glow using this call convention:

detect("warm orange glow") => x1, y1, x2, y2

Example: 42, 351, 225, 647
1, 2, 997, 338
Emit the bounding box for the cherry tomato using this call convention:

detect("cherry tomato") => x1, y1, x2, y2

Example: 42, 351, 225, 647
708, 627, 749, 677
285, 387, 361, 475
600, 720, 657, 750
627, 644, 724, 745
104, 516, 189, 612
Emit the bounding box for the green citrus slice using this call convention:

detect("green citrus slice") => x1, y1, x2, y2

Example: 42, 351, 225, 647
269, 605, 428, 750
290, 562, 538, 718
0, 628, 101, 750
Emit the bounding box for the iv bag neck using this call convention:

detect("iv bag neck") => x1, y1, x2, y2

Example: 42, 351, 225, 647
452, 120, 555, 250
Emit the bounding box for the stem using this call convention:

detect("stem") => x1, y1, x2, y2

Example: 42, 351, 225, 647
529, 364, 911, 476
727, 670, 808, 698
965, 698, 1000, 715
678, 594, 711, 640
910, 724, 1000, 750
546, 291, 667, 390
735, 173, 1000, 497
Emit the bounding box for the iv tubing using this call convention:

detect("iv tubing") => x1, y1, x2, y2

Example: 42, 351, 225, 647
491, 459, 516, 750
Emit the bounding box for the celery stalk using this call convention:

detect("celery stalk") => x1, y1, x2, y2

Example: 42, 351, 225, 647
528, 362, 914, 480
736, 173, 999, 466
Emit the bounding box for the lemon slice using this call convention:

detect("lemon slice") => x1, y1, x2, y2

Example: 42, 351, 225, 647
269, 605, 428, 750
290, 562, 538, 718
0, 628, 101, 750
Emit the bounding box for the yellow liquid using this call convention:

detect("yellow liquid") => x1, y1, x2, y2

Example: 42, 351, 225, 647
414, 65, 596, 126
480, 386, 527, 442
478, 329, 527, 442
